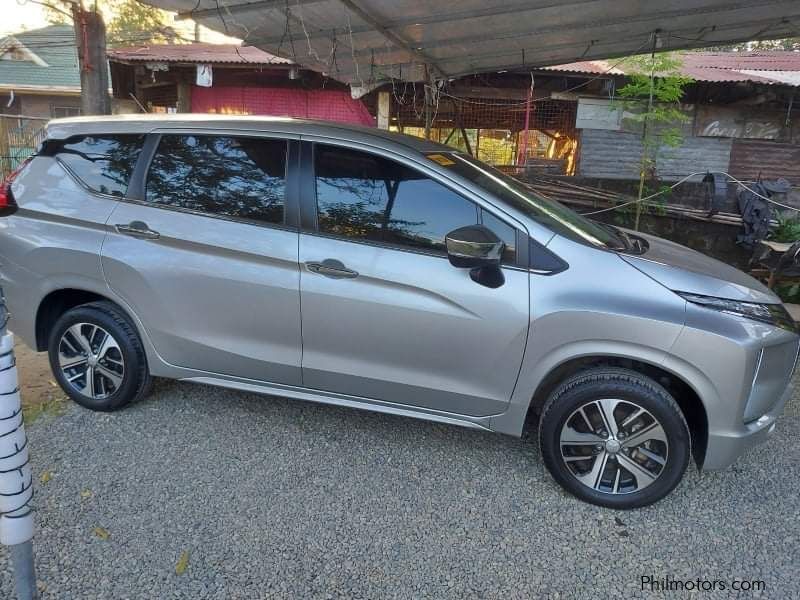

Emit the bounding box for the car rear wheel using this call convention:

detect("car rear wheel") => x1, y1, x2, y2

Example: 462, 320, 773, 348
48, 301, 151, 411
539, 367, 690, 509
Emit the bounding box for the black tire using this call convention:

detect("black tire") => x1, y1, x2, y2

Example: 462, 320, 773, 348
48, 301, 151, 411
539, 367, 690, 509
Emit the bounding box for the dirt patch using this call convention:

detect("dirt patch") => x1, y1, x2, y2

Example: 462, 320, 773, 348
12, 338, 68, 422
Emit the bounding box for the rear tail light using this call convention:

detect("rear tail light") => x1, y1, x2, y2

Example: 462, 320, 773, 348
0, 158, 31, 215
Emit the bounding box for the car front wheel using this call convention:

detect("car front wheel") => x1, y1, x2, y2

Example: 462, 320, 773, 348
539, 367, 690, 509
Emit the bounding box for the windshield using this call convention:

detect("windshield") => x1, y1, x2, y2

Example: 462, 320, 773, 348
425, 152, 629, 251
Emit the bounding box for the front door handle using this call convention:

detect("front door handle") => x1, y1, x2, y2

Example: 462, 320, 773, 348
114, 221, 160, 240
305, 259, 359, 279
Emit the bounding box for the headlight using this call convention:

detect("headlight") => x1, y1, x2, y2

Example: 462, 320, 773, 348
677, 292, 797, 333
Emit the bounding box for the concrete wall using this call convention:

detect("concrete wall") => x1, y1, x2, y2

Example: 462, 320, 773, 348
15, 94, 80, 119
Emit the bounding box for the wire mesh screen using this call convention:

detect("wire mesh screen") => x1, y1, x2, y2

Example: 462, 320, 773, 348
391, 90, 578, 175
0, 116, 48, 179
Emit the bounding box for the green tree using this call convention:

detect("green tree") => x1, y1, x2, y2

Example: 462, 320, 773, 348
43, 0, 181, 47
615, 52, 693, 230
42, 0, 73, 25
105, 0, 180, 47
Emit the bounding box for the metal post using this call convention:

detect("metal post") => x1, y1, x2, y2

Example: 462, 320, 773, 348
9, 542, 36, 600
0, 296, 37, 600
518, 77, 533, 168
424, 79, 433, 140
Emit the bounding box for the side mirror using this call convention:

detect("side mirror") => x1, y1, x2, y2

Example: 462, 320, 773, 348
445, 225, 504, 268
445, 225, 506, 288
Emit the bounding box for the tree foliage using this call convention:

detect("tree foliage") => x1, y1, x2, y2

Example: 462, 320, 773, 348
614, 52, 693, 229
617, 53, 694, 148
43, 0, 181, 47
105, 0, 180, 47
42, 1, 72, 25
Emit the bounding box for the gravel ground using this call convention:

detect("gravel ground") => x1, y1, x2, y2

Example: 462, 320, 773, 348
1, 365, 799, 598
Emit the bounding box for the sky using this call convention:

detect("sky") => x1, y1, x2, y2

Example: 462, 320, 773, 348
6, 1, 50, 36
3, 0, 239, 42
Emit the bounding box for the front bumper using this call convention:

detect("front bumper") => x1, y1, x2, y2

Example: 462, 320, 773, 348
665, 302, 798, 472
703, 380, 792, 470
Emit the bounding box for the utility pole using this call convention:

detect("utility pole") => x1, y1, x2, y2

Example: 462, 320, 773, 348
71, 2, 111, 115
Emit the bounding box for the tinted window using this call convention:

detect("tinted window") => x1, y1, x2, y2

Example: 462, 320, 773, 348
481, 208, 516, 262
57, 134, 144, 196
316, 145, 515, 258
146, 135, 286, 225
426, 152, 629, 251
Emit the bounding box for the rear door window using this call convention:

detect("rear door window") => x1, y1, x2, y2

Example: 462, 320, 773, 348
55, 134, 145, 197
145, 134, 287, 226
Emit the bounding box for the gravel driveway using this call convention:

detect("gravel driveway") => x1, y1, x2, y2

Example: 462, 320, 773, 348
1, 364, 798, 598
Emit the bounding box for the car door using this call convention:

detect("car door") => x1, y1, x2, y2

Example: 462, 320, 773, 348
297, 141, 530, 417
101, 130, 303, 385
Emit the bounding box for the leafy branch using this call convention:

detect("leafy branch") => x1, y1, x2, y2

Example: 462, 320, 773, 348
614, 52, 693, 230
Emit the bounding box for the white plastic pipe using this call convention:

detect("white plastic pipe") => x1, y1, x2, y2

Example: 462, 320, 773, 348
0, 332, 33, 546
0, 326, 37, 599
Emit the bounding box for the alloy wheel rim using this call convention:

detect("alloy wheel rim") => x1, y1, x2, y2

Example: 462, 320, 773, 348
559, 399, 668, 495
58, 323, 125, 399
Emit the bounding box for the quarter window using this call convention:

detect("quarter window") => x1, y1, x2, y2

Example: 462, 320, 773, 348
314, 144, 515, 260
146, 135, 286, 225
56, 134, 144, 197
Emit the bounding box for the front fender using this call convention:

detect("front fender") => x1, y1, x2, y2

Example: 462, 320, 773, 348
491, 332, 703, 436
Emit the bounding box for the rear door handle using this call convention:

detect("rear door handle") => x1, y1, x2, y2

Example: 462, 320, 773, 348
305, 259, 359, 279
114, 221, 160, 240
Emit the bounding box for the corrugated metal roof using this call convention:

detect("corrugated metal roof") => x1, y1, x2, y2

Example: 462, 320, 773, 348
107, 42, 292, 65
542, 51, 800, 86
0, 26, 81, 91
141, 0, 800, 85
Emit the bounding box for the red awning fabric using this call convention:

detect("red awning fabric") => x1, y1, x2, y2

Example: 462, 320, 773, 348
191, 86, 374, 126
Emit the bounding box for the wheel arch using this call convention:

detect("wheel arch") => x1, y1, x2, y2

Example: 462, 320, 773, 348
35, 288, 108, 351
524, 355, 709, 468
35, 288, 152, 359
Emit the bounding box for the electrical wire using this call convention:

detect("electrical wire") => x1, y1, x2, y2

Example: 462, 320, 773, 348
10, 30, 202, 50
434, 37, 654, 109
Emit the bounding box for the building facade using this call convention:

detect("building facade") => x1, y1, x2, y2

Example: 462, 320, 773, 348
108, 43, 373, 126
0, 25, 82, 119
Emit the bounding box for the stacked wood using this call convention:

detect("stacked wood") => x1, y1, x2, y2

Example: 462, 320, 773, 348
521, 176, 745, 227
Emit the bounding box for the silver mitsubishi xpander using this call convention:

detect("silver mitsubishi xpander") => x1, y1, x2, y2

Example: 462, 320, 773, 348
1, 115, 797, 508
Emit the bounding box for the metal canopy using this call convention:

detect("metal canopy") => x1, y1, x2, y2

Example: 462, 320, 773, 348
145, 0, 800, 85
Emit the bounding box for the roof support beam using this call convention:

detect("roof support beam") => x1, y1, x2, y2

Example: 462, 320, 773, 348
245, 0, 798, 57
176, 0, 324, 21
361, 0, 800, 56
246, 0, 611, 46
335, 0, 447, 79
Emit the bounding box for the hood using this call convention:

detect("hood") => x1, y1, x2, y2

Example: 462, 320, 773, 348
620, 232, 779, 304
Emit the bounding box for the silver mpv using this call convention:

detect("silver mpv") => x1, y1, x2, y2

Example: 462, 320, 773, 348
1, 115, 797, 508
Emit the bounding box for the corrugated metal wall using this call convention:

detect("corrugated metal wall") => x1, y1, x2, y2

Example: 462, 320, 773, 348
658, 136, 733, 180
577, 130, 641, 179
578, 129, 732, 181
729, 139, 800, 182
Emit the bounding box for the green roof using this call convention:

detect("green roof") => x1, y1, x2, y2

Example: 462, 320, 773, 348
0, 25, 81, 91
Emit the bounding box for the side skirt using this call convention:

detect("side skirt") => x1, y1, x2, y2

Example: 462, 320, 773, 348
181, 375, 495, 432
